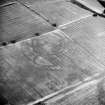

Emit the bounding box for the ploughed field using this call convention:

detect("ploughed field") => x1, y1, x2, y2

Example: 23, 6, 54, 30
0, 0, 105, 105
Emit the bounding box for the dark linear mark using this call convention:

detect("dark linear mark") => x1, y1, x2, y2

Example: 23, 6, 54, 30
15, 0, 52, 25
0, 2, 16, 8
